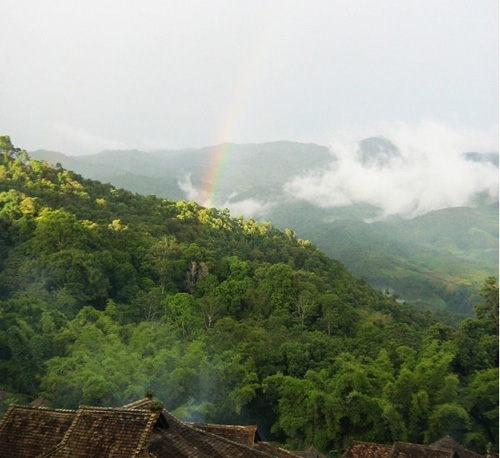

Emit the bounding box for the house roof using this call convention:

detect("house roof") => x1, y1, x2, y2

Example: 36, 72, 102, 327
0, 397, 303, 458
255, 442, 312, 458
122, 397, 157, 411
187, 421, 307, 457
390, 441, 456, 458
150, 407, 290, 458
127, 397, 300, 457
3, 399, 491, 458
0, 405, 75, 458
430, 436, 483, 458
293, 445, 330, 458
40, 406, 161, 457
342, 440, 393, 458
342, 440, 457, 458
187, 422, 259, 447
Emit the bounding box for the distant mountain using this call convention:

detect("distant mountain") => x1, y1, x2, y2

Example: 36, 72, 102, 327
464, 151, 499, 167
358, 136, 401, 166
31, 140, 499, 315
31, 141, 332, 202
269, 200, 498, 314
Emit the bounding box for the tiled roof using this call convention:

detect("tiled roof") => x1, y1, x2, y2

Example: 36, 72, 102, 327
122, 397, 157, 410
29, 397, 51, 409
430, 436, 482, 458
293, 445, 330, 458
431, 436, 463, 451
343, 440, 393, 458
254, 441, 304, 457
390, 441, 455, 458
188, 422, 259, 447
145, 408, 280, 458
130, 399, 302, 457
342, 439, 497, 458
0, 405, 75, 458
41, 406, 160, 457
2, 399, 493, 458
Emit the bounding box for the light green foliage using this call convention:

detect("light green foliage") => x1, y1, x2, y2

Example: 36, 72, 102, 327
0, 135, 22, 163
163, 293, 202, 337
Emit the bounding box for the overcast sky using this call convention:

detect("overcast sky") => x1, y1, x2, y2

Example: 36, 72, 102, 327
1, 0, 498, 155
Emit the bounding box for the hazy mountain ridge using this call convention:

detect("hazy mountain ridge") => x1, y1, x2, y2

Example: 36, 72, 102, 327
32, 141, 332, 202
31, 140, 499, 314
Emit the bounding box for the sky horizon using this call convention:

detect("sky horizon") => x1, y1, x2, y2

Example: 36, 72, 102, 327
0, 0, 498, 156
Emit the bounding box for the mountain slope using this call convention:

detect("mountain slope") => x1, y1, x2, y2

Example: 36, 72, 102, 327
30, 141, 499, 314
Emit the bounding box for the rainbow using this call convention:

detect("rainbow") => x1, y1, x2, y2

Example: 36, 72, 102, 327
198, 72, 253, 207
199, 15, 280, 208
200, 142, 231, 207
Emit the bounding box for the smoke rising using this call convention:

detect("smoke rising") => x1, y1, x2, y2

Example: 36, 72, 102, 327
283, 121, 499, 219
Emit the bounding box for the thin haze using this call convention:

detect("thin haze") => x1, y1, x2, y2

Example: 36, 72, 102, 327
0, 0, 498, 156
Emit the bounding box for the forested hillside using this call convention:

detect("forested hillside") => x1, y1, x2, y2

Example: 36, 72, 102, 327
31, 142, 499, 314
1, 137, 498, 455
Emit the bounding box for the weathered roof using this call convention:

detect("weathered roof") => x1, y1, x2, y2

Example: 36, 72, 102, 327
3, 399, 492, 458
254, 441, 305, 457
391, 441, 455, 458
41, 406, 160, 457
129, 398, 302, 457
431, 437, 463, 451
29, 397, 51, 409
188, 422, 259, 447
430, 436, 482, 458
0, 405, 75, 458
122, 397, 157, 411
293, 445, 330, 458
146, 408, 281, 458
343, 440, 393, 458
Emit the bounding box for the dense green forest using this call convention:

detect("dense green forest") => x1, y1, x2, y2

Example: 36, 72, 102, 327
31, 142, 499, 315
0, 136, 498, 455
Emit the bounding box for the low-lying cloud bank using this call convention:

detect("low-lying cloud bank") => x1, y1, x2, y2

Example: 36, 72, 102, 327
284, 121, 499, 219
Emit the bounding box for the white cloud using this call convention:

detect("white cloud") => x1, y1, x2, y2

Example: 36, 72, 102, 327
220, 198, 276, 220
177, 173, 201, 202
284, 121, 499, 218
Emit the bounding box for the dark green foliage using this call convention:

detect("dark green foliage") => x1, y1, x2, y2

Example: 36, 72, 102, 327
0, 138, 497, 454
